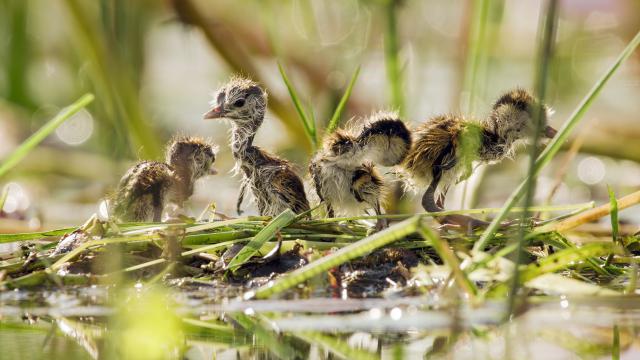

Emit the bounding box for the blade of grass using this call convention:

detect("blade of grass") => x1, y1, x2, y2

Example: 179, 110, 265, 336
461, 0, 490, 115
304, 201, 593, 224
534, 189, 640, 234
226, 209, 296, 271
507, 0, 558, 321
383, 0, 404, 115
612, 325, 620, 360
487, 242, 617, 297
475, 29, 640, 251
326, 65, 361, 134
0, 94, 95, 178
0, 185, 9, 211
418, 225, 477, 299
604, 186, 620, 266
277, 61, 317, 148
249, 215, 421, 299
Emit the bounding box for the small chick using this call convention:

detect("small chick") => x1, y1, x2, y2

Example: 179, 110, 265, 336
204, 77, 310, 216
110, 136, 217, 222
309, 112, 411, 228
402, 88, 556, 229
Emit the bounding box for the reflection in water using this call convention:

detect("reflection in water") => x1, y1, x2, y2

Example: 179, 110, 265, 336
2, 288, 640, 359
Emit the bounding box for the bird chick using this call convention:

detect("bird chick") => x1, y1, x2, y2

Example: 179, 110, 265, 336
402, 88, 556, 229
309, 112, 411, 228
110, 136, 217, 222
204, 77, 310, 216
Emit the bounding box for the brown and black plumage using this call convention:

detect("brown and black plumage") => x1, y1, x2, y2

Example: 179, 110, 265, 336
204, 77, 310, 216
402, 88, 556, 229
309, 111, 411, 228
110, 136, 217, 222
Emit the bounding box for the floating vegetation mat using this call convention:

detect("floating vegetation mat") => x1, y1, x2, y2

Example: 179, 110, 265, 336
1, 200, 639, 359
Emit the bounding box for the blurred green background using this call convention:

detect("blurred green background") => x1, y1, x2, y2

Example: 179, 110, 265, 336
0, 0, 639, 232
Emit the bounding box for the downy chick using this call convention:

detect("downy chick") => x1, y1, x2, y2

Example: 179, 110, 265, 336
110, 136, 217, 222
309, 112, 411, 228
401, 88, 557, 229
203, 77, 310, 216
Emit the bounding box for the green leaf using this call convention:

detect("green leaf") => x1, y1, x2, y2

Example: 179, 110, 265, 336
612, 325, 620, 360
226, 209, 297, 271
0, 185, 9, 212
0, 93, 95, 178
474, 29, 640, 251
383, 0, 404, 115
326, 65, 361, 134
277, 61, 317, 148
249, 215, 420, 299
487, 243, 616, 297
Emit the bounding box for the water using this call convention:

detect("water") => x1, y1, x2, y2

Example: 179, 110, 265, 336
2, 285, 640, 359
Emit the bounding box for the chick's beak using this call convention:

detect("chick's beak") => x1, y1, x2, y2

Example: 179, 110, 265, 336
209, 167, 218, 175
203, 106, 224, 119
543, 125, 557, 138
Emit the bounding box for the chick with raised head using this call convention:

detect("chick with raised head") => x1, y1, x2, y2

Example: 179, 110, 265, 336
309, 111, 411, 228
110, 136, 217, 222
402, 88, 557, 229
203, 77, 310, 216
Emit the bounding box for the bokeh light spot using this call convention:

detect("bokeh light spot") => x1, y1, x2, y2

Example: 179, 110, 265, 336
577, 156, 606, 185
56, 108, 94, 145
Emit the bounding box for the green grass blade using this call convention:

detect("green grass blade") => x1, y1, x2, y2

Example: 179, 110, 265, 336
461, 0, 490, 114
612, 325, 620, 360
249, 215, 421, 299
326, 65, 361, 134
604, 185, 620, 266
487, 242, 616, 297
0, 93, 95, 178
417, 226, 477, 298
383, 0, 404, 115
507, 0, 558, 320
277, 61, 317, 148
474, 29, 640, 251
226, 209, 296, 271
0, 185, 9, 211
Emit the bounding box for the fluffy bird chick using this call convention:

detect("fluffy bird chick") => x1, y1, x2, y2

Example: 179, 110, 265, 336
204, 77, 310, 216
402, 88, 556, 229
309, 112, 411, 228
110, 137, 217, 222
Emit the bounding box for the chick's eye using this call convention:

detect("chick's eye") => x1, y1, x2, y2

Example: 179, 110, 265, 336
233, 99, 245, 107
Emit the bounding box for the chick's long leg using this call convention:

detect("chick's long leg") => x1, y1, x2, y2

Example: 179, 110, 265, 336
236, 182, 247, 216
373, 201, 388, 231
422, 171, 490, 232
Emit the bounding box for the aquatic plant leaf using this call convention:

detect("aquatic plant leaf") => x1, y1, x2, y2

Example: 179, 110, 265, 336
277, 62, 317, 148
326, 65, 361, 134
487, 242, 617, 297
250, 215, 420, 299
0, 94, 94, 178
0, 185, 8, 211
226, 209, 296, 272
